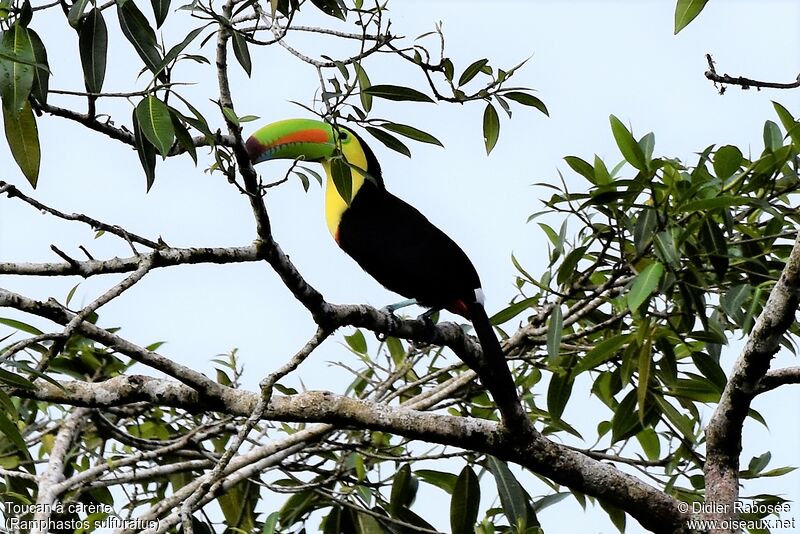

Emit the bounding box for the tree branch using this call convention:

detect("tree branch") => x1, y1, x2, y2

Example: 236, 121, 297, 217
31, 407, 89, 534
9, 375, 691, 533
30, 100, 136, 146
705, 53, 800, 93
0, 245, 261, 277
1, 181, 160, 250
755, 366, 800, 394
704, 233, 800, 530
0, 288, 237, 406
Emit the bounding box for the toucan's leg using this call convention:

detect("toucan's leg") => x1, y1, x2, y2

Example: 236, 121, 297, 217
417, 307, 440, 323
377, 299, 417, 341
381, 298, 418, 315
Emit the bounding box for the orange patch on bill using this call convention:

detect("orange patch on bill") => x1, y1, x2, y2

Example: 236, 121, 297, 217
267, 129, 329, 150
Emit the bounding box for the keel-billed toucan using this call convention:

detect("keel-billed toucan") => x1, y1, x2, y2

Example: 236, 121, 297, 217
245, 119, 518, 418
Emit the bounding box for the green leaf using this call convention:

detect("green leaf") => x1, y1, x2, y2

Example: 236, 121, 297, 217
169, 110, 197, 164
458, 58, 488, 86
773, 101, 800, 147
720, 284, 751, 320
117, 0, 164, 78
135, 96, 175, 156
0, 369, 37, 393
763, 120, 782, 151
0, 411, 28, 458
654, 229, 679, 270
132, 108, 157, 191
557, 246, 587, 285
415, 469, 457, 494
0, 317, 43, 335
331, 157, 352, 204
758, 466, 797, 478
79, 9, 108, 94
364, 126, 410, 157
261, 512, 279, 534
354, 62, 372, 113
490, 296, 536, 324
712, 145, 742, 180
221, 106, 239, 126
344, 329, 367, 354
674, 0, 709, 34
0, 24, 35, 116
633, 208, 657, 254
547, 367, 573, 421
503, 91, 548, 116
27, 29, 48, 104
363, 84, 434, 103
157, 26, 205, 76
700, 215, 728, 279
593, 154, 611, 184
638, 132, 655, 165
487, 456, 527, 530
231, 31, 252, 77
3, 100, 39, 187
609, 115, 647, 171
599, 498, 626, 533
691, 354, 727, 392
150, 0, 170, 27
442, 58, 454, 81
18, 0, 32, 26
564, 156, 595, 183
636, 428, 661, 461
611, 390, 643, 444
450, 466, 480, 534
573, 333, 629, 375
483, 102, 500, 155
627, 261, 663, 313
748, 452, 771, 475
380, 122, 443, 146
389, 464, 418, 513
217, 479, 258, 532
67, 0, 90, 28
310, 0, 346, 20
546, 305, 562, 360
680, 196, 750, 212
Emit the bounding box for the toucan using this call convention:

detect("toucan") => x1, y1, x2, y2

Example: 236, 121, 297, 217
245, 118, 521, 423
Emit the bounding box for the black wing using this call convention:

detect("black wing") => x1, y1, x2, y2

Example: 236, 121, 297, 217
337, 183, 481, 311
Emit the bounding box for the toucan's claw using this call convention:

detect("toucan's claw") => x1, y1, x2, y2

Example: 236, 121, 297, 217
417, 307, 439, 328
376, 308, 400, 342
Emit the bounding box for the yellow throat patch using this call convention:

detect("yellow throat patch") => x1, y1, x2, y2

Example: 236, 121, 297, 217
322, 139, 369, 239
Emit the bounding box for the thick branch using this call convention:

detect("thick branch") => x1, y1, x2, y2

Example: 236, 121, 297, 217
754, 366, 800, 394
31, 407, 89, 534
0, 288, 239, 407
10, 375, 690, 533
0, 245, 261, 277
704, 233, 800, 531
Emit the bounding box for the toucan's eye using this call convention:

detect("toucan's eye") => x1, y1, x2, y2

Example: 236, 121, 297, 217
340, 131, 349, 141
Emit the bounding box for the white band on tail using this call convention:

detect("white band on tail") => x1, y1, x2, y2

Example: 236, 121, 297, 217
474, 288, 486, 305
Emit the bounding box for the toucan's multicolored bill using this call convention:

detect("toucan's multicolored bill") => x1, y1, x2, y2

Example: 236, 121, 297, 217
245, 119, 338, 164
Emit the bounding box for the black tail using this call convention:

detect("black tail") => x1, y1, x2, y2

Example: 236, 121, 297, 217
467, 302, 528, 428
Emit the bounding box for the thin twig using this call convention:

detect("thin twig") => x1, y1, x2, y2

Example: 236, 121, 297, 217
705, 53, 800, 92
1, 181, 160, 249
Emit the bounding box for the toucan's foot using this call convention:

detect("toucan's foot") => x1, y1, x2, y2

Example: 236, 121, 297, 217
409, 309, 438, 348
376, 307, 401, 342
380, 298, 418, 315
416, 307, 439, 328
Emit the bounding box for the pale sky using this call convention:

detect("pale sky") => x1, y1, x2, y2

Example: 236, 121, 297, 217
1, 1, 799, 532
